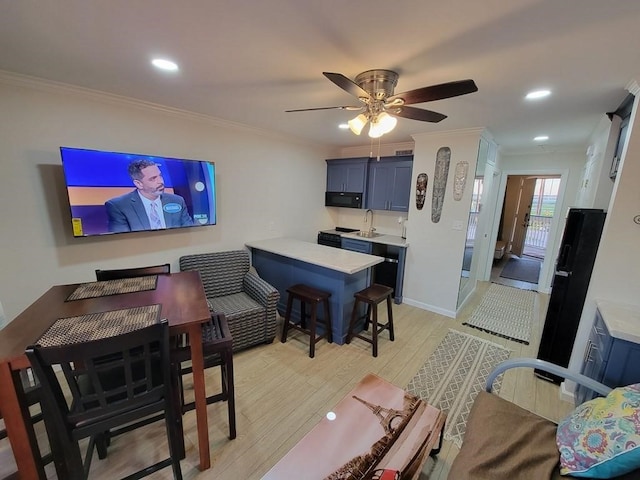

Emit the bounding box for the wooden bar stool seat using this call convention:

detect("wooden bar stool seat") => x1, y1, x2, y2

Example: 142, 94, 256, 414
281, 284, 332, 358
347, 284, 395, 357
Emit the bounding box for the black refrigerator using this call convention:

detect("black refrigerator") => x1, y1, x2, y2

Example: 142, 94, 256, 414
535, 208, 606, 383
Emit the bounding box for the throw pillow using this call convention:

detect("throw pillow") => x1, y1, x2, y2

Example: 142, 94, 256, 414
556, 383, 640, 478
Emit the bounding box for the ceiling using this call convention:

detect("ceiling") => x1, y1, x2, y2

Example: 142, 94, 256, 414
1, 0, 639, 153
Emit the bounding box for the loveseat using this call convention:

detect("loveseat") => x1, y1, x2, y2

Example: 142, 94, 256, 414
448, 358, 640, 480
179, 250, 279, 352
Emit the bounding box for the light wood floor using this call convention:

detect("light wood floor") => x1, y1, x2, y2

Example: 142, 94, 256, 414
0, 281, 574, 479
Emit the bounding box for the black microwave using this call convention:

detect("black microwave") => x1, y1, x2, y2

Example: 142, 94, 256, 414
325, 191, 363, 208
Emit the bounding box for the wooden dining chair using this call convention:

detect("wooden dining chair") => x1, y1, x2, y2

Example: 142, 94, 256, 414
95, 263, 171, 281
0, 371, 54, 474
25, 319, 183, 480
172, 312, 236, 440
0, 321, 54, 474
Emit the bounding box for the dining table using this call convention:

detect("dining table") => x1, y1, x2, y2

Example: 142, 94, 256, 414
0, 270, 213, 479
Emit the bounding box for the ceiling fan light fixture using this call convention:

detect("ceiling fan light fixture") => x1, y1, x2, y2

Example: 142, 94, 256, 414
368, 119, 384, 139
368, 112, 397, 138
348, 113, 368, 135
377, 112, 397, 134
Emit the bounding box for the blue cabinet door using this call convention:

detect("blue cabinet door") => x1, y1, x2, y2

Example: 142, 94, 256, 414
578, 309, 640, 403
389, 161, 413, 211
326, 158, 368, 193
366, 156, 413, 211
367, 162, 392, 210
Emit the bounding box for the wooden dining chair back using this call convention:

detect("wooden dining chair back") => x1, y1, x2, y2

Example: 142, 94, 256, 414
25, 319, 183, 480
95, 263, 171, 281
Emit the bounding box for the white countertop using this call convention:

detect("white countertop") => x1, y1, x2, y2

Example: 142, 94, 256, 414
597, 300, 640, 344
340, 232, 409, 247
245, 237, 384, 275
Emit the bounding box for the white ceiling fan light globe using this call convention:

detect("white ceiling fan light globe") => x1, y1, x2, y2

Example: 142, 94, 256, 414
377, 112, 397, 134
348, 113, 368, 135
368, 120, 384, 138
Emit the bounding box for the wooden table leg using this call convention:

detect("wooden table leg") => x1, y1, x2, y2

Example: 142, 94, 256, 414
0, 361, 46, 479
188, 325, 210, 470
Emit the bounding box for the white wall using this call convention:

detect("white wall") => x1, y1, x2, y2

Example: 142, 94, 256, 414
403, 129, 484, 317
575, 114, 619, 209
566, 82, 640, 391
0, 74, 334, 320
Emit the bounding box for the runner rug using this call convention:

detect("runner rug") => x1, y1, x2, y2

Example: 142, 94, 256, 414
463, 283, 535, 344
406, 329, 510, 448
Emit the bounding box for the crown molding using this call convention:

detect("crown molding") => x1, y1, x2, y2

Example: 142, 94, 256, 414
0, 69, 327, 150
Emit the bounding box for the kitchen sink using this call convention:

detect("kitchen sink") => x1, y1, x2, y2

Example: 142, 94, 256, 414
357, 231, 382, 238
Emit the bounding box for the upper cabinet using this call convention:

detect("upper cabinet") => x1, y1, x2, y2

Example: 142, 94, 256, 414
366, 156, 413, 212
326, 157, 369, 193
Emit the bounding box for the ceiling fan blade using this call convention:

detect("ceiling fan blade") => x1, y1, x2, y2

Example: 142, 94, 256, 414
387, 79, 478, 105
323, 72, 371, 100
285, 105, 362, 112
391, 106, 447, 123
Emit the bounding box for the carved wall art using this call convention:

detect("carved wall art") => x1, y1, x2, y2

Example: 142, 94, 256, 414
431, 147, 451, 223
453, 161, 469, 201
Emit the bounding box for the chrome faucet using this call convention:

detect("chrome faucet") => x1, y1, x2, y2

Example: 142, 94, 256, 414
364, 209, 375, 234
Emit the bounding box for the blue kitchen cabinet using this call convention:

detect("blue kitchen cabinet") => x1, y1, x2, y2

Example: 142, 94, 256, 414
576, 307, 640, 404
341, 237, 373, 254
326, 157, 369, 193
366, 156, 413, 212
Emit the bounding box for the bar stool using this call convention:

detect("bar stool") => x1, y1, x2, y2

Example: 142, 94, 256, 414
281, 284, 332, 358
347, 284, 395, 357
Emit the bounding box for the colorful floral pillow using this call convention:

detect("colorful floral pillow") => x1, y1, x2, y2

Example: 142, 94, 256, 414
556, 383, 640, 478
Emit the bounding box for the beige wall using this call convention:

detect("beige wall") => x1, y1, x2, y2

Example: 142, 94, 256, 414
0, 74, 334, 320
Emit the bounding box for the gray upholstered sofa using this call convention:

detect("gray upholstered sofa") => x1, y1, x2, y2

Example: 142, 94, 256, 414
179, 250, 280, 352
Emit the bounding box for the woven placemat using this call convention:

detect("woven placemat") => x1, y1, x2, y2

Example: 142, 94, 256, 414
66, 276, 158, 301
37, 304, 161, 347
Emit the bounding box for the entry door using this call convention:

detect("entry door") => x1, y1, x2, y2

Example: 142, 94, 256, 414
511, 177, 536, 257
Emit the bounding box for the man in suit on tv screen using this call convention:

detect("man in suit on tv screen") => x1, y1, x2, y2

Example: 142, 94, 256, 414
105, 159, 193, 233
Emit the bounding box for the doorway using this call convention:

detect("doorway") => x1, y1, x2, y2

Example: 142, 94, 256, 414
493, 175, 560, 289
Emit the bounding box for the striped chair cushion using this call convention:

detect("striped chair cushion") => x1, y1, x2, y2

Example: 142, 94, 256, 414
208, 293, 268, 351
180, 250, 249, 298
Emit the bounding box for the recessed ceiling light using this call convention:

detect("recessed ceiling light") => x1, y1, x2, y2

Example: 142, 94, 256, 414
534, 135, 549, 142
151, 58, 179, 72
338, 123, 349, 129
526, 89, 551, 100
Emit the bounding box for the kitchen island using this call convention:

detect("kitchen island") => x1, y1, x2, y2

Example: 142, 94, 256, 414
245, 238, 383, 344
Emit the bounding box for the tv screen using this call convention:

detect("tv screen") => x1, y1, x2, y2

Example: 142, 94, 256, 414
60, 147, 216, 237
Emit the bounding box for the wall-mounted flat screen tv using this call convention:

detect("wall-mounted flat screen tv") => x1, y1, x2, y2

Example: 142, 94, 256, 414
60, 147, 216, 237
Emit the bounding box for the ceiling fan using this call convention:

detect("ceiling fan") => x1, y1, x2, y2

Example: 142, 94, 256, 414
286, 70, 478, 138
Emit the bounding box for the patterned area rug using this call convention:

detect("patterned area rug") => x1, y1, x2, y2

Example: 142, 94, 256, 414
406, 329, 511, 448
463, 283, 535, 344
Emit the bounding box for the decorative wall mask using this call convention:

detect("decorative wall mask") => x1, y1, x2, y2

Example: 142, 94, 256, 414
416, 173, 428, 210
431, 147, 451, 223
453, 161, 469, 201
